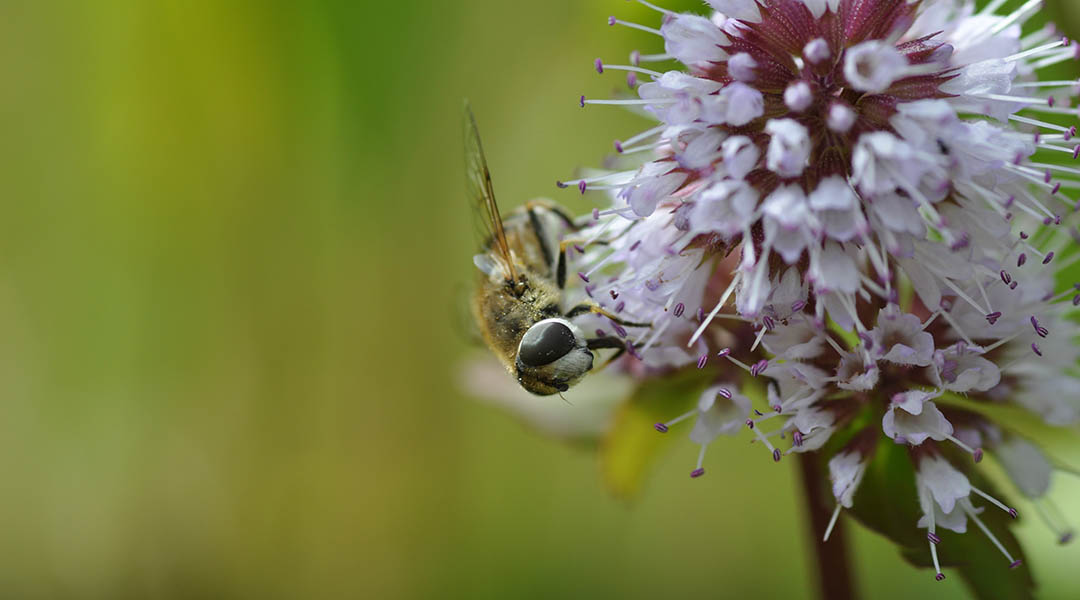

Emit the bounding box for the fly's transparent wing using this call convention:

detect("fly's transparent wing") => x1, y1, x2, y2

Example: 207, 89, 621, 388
464, 101, 517, 284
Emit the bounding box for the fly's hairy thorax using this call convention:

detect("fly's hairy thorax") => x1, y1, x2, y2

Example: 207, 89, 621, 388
472, 206, 565, 372
471, 270, 561, 373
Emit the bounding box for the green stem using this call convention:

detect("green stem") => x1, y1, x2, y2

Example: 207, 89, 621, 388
797, 452, 857, 600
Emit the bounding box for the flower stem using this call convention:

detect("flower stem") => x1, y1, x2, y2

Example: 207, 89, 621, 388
797, 452, 856, 600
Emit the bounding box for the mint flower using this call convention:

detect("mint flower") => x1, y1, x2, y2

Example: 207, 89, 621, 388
553, 0, 1080, 591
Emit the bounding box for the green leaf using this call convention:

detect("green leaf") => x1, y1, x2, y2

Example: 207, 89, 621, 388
599, 368, 713, 499
848, 439, 1035, 600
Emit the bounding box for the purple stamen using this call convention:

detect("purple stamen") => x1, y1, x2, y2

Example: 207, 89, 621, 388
793, 431, 803, 446
1009, 560, 1022, 570
1073, 294, 1080, 306
595, 329, 606, 337
1031, 342, 1042, 356
696, 306, 705, 321
1049, 96, 1056, 107
579, 94, 586, 108
654, 422, 669, 433
673, 302, 685, 317
613, 323, 628, 338
1010, 281, 1018, 290
615, 301, 625, 313
750, 359, 769, 377
716, 347, 731, 358
609, 290, 618, 300
986, 311, 1002, 325
928, 532, 941, 544
697, 354, 708, 369
629, 240, 642, 251
1018, 253, 1027, 267
935, 573, 946, 582
1073, 145, 1080, 159
791, 300, 806, 312
745, 419, 754, 429
754, 409, 764, 416
1061, 532, 1074, 545
614, 140, 624, 153
690, 468, 705, 478
1052, 182, 1062, 195
645, 279, 660, 291
771, 404, 782, 414
772, 449, 782, 462
718, 388, 732, 399
762, 315, 775, 331
578, 180, 587, 194
594, 58, 603, 74
973, 448, 983, 463
1044, 251, 1055, 264
1008, 508, 1018, 519
574, 244, 585, 253
1019, 231, 1028, 239
1000, 270, 1011, 284
607, 15, 616, 26
1045, 169, 1053, 184
578, 272, 590, 283
592, 207, 600, 220
626, 72, 637, 88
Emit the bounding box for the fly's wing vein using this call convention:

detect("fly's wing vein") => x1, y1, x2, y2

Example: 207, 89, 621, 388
464, 101, 517, 284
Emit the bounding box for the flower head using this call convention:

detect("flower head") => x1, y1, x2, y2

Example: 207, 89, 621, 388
560, 0, 1080, 583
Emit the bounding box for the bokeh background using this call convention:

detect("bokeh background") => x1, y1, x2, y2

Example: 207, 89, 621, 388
0, 0, 1079, 598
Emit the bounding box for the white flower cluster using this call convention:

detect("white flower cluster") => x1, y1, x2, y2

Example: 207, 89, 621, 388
565, 0, 1080, 581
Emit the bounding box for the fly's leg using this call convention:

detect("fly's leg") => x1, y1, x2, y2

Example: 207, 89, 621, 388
565, 303, 651, 328
586, 336, 637, 370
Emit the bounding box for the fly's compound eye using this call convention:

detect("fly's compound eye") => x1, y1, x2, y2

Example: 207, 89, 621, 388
518, 321, 576, 367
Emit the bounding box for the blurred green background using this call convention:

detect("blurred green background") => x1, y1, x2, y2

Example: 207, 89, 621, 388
0, 0, 1078, 598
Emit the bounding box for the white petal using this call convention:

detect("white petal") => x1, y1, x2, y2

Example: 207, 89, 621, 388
721, 135, 760, 179
917, 455, 971, 515
690, 385, 752, 443
844, 41, 908, 93
728, 52, 758, 82
661, 14, 729, 66
808, 176, 857, 211
829, 451, 868, 508
995, 437, 1052, 498
882, 399, 951, 445
765, 118, 810, 177
706, 0, 762, 23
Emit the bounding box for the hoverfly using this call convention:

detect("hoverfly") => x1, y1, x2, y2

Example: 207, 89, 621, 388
465, 102, 645, 396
